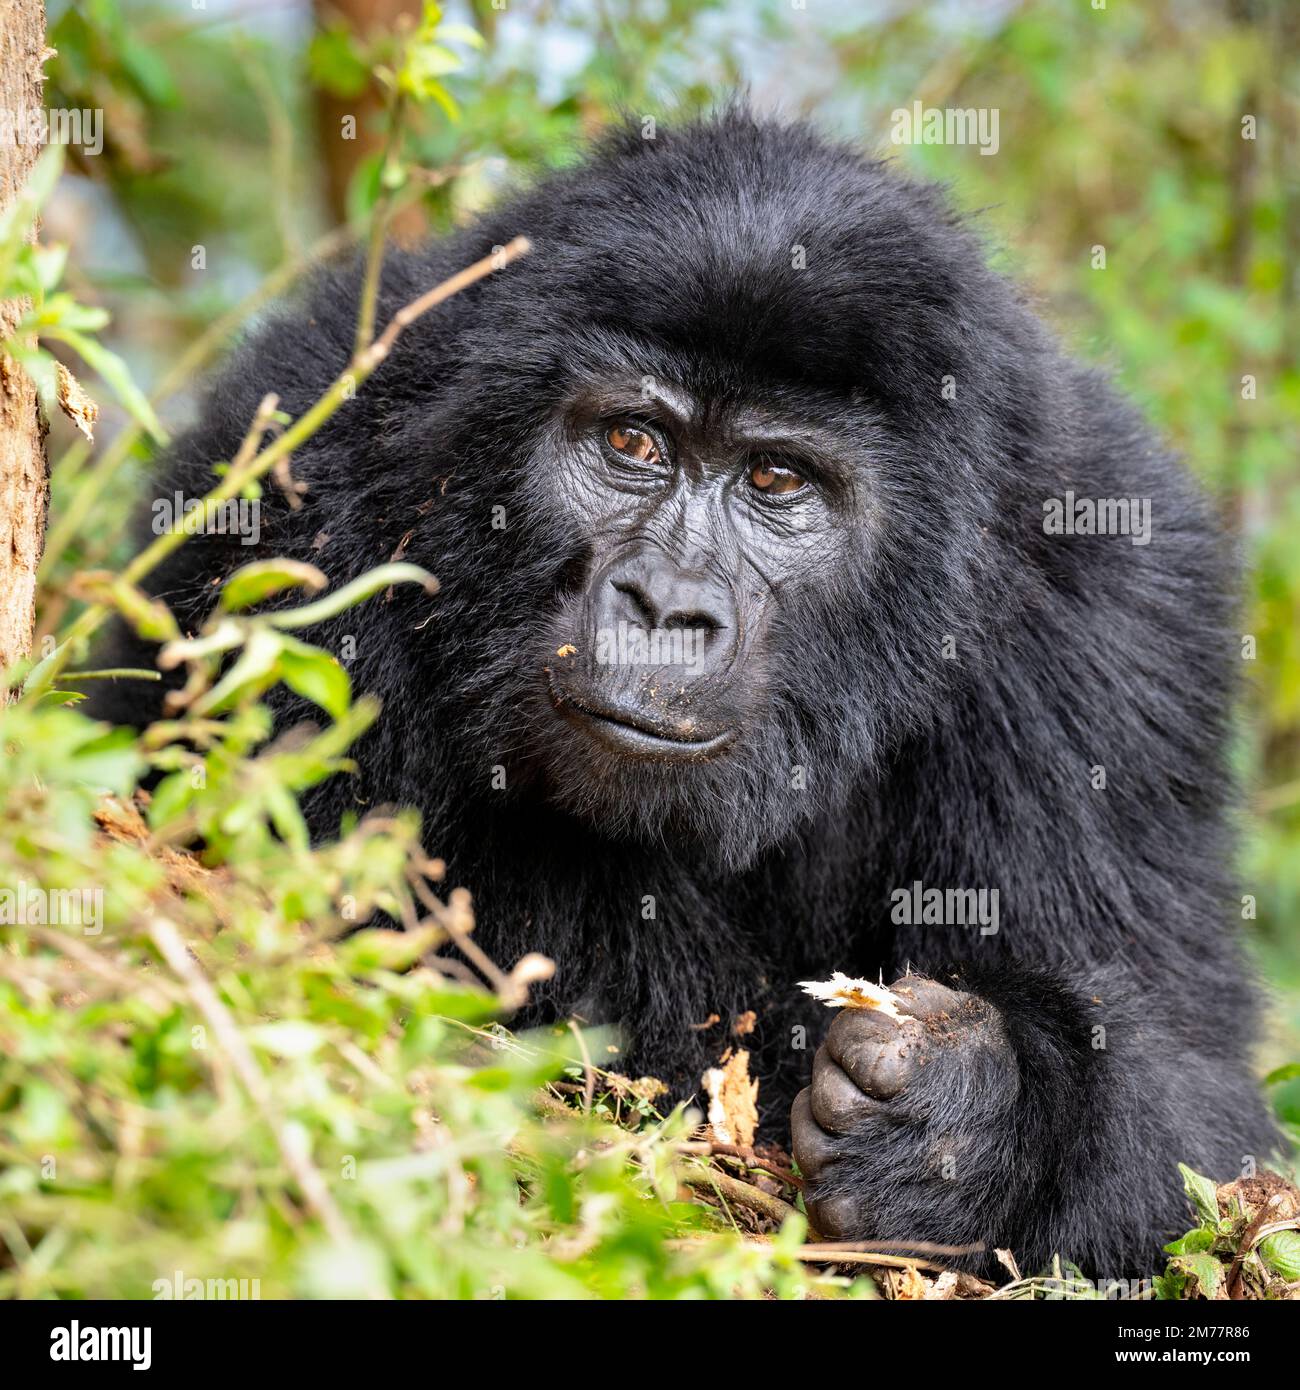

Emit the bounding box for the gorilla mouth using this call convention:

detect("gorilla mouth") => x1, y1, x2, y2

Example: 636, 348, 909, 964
548, 680, 736, 761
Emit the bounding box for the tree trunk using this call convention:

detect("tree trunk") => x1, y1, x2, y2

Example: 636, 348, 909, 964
312, 0, 425, 240
0, 0, 49, 679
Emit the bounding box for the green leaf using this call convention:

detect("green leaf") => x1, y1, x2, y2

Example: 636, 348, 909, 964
34, 293, 110, 332
307, 24, 373, 98
0, 145, 63, 256
1263, 1062, 1300, 1087
264, 780, 311, 852
1, 252, 42, 303
1153, 1269, 1187, 1300
774, 1210, 808, 1251
5, 342, 58, 403
69, 727, 145, 795
1163, 1225, 1216, 1256
434, 23, 486, 49
218, 560, 328, 614
158, 619, 245, 668
193, 627, 285, 714
89, 577, 182, 644
400, 72, 459, 121
23, 142, 64, 211
33, 243, 68, 293
264, 562, 436, 630
119, 35, 178, 106
147, 770, 197, 830
1179, 1163, 1221, 1225
19, 635, 69, 701
408, 44, 466, 80
1175, 1251, 1225, 1299
1258, 1230, 1300, 1280
278, 639, 352, 722
247, 1022, 326, 1059
340, 924, 443, 973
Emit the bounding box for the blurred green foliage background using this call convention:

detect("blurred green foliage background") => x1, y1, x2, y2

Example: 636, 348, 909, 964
37, 0, 1300, 1100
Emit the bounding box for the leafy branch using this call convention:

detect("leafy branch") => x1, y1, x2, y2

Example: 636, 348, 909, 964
19, 234, 529, 702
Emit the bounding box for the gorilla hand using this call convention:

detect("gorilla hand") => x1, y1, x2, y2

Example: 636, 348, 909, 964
791, 976, 1020, 1246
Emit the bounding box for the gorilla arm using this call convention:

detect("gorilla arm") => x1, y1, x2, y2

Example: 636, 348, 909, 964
793, 654, 1276, 1277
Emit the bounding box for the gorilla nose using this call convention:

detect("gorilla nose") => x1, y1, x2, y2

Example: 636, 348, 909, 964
597, 551, 735, 657
550, 548, 743, 754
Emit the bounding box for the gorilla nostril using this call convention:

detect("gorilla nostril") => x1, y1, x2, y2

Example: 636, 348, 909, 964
610, 581, 725, 635
661, 607, 721, 635
611, 579, 659, 628
602, 555, 736, 657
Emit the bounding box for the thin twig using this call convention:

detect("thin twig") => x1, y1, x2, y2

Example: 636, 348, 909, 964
59, 668, 161, 682
39, 222, 355, 585
677, 1139, 804, 1188
148, 916, 350, 1245
567, 1019, 596, 1113
29, 237, 530, 695
797, 1237, 985, 1257
243, 43, 302, 262
1228, 1192, 1287, 1298
409, 868, 513, 998
680, 1166, 800, 1227
666, 1237, 948, 1274
361, 237, 530, 370
788, 1248, 948, 1272
354, 89, 409, 356
30, 927, 179, 1013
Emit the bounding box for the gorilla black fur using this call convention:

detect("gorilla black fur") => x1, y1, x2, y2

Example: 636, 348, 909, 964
97, 111, 1277, 1278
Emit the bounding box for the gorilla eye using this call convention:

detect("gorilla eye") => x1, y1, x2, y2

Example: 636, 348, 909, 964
748, 460, 806, 496
605, 424, 662, 465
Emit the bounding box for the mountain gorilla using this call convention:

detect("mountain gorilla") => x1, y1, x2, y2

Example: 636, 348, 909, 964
97, 111, 1277, 1277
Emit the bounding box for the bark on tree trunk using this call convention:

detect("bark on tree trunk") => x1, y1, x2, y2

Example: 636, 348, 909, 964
0, 0, 49, 679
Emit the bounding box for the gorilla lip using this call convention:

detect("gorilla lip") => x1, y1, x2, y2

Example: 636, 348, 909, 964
548, 679, 736, 760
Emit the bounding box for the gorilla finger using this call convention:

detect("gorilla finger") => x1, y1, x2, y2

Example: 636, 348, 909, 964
806, 1193, 863, 1242
890, 975, 971, 1021
826, 1013, 926, 1099
824, 1004, 899, 1052
790, 1088, 840, 1180
810, 1047, 877, 1133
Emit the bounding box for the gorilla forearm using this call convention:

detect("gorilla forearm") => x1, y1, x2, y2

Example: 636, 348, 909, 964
815, 675, 1276, 1273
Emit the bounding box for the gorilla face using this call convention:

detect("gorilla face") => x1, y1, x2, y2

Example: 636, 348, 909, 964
496, 352, 894, 868
544, 374, 861, 761
450, 281, 930, 874
399, 117, 1053, 867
